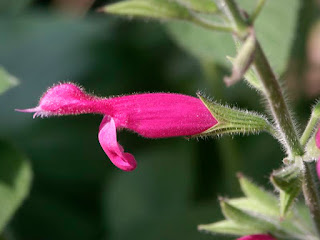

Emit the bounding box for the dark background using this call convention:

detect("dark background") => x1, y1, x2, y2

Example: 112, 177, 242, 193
0, 0, 319, 239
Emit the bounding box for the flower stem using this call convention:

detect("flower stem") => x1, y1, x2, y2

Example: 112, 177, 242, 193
302, 161, 320, 237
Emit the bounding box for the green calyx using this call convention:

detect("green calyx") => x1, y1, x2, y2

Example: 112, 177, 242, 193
196, 93, 274, 137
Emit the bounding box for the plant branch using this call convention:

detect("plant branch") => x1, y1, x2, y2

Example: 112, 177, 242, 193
219, 0, 247, 34
300, 102, 320, 147
220, 0, 304, 157
302, 161, 320, 237
253, 43, 304, 157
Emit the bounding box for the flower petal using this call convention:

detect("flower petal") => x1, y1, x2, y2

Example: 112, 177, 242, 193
108, 93, 217, 138
98, 116, 137, 171
237, 235, 277, 240
15, 107, 50, 118
316, 127, 320, 149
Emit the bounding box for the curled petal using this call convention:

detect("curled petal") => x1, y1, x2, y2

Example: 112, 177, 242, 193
237, 235, 277, 240
98, 116, 137, 171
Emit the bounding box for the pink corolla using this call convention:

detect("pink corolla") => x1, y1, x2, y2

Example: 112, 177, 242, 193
237, 234, 277, 240
17, 83, 217, 171
316, 127, 320, 177
316, 127, 320, 149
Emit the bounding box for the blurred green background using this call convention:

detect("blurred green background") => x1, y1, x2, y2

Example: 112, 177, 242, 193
0, 0, 319, 239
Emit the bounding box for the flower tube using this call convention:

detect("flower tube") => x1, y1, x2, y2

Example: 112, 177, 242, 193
17, 83, 217, 171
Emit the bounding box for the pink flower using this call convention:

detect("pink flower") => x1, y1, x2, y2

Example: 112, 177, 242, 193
17, 83, 217, 171
316, 127, 320, 177
237, 234, 277, 240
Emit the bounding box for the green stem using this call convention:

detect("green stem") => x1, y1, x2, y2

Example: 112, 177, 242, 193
248, 0, 266, 24
301, 113, 320, 148
253, 43, 304, 157
302, 161, 320, 237
219, 0, 247, 34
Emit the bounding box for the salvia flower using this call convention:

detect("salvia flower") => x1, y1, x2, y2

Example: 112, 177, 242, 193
237, 234, 277, 240
17, 83, 217, 171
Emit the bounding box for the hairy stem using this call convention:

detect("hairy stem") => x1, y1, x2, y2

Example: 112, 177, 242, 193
220, 0, 304, 157
302, 161, 320, 237
253, 43, 304, 157
301, 114, 320, 148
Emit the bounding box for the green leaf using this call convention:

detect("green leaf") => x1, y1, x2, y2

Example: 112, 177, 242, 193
238, 174, 278, 213
173, 0, 217, 14
296, 203, 313, 228
100, 0, 193, 21
229, 197, 278, 218
219, 198, 284, 235
167, 22, 235, 63
271, 165, 302, 217
166, 0, 300, 75
198, 219, 260, 236
0, 67, 19, 95
196, 93, 273, 136
0, 140, 32, 233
